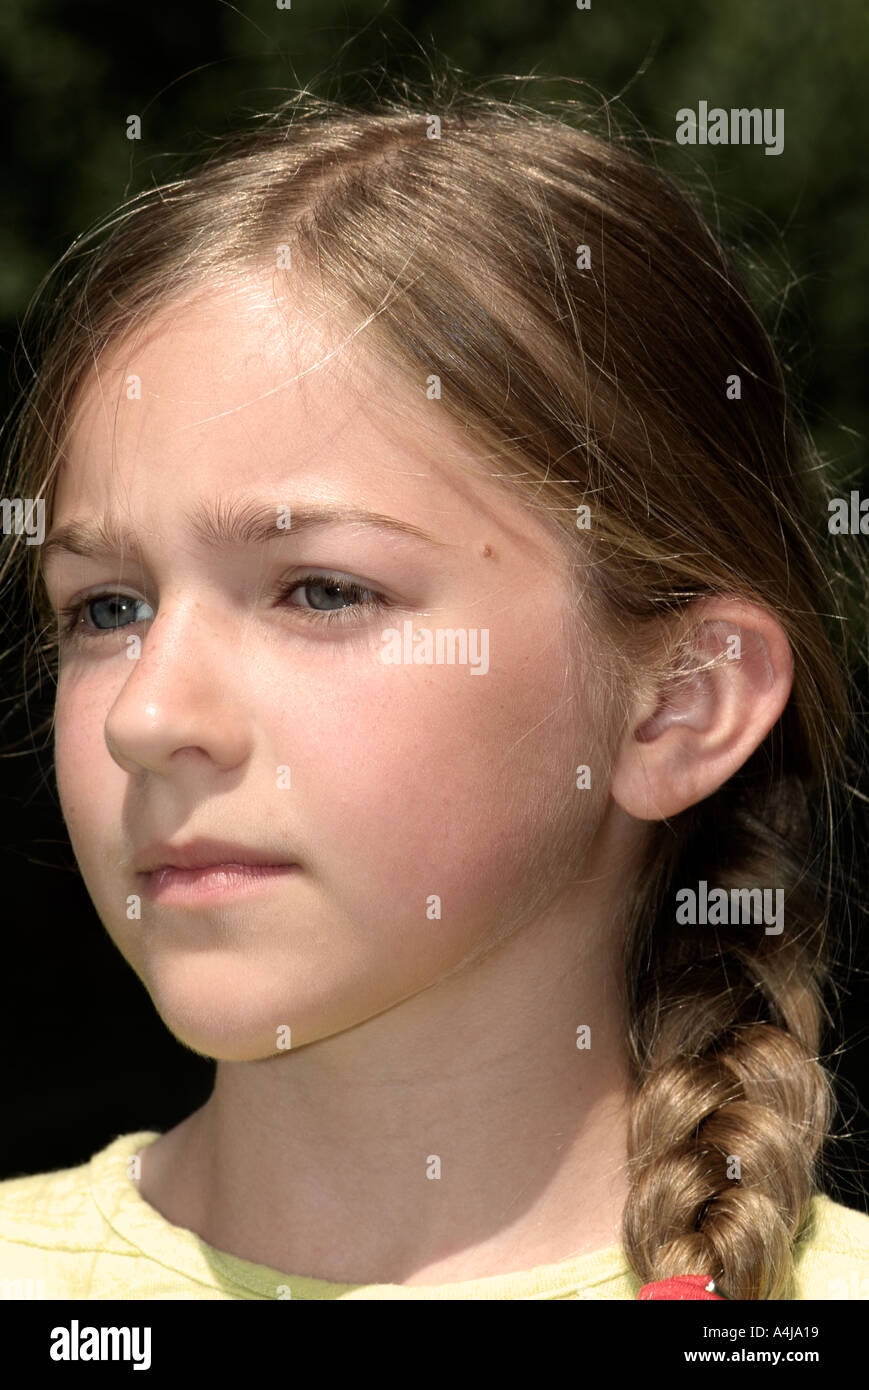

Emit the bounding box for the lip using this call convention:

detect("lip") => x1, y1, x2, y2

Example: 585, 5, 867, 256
134, 838, 298, 874
139, 862, 299, 905
133, 838, 299, 906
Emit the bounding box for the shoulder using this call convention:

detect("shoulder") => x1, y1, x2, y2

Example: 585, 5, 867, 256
0, 1133, 159, 1295
789, 1192, 869, 1299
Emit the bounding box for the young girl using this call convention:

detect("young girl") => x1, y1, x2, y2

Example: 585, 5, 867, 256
1, 80, 867, 1301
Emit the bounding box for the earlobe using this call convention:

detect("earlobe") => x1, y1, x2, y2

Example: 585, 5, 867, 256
610, 603, 793, 822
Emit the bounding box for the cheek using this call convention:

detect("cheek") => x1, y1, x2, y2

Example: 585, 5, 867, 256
269, 633, 594, 938
53, 672, 116, 855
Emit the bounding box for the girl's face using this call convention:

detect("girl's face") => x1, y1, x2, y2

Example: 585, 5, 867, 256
43, 285, 617, 1061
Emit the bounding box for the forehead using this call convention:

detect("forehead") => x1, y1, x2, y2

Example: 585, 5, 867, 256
51, 284, 569, 569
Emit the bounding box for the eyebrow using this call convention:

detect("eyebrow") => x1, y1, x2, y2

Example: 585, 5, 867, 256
41, 500, 447, 570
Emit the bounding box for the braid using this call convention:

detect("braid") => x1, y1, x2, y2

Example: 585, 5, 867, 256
621, 772, 835, 1300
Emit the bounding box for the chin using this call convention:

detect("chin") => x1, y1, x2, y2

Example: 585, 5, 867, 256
137, 956, 299, 1062
151, 1006, 288, 1063
138, 952, 378, 1062
169, 1031, 281, 1064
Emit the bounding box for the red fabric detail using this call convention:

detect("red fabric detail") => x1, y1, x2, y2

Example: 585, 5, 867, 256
637, 1274, 724, 1300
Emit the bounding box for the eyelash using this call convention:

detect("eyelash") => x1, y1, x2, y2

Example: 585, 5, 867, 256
56, 573, 390, 645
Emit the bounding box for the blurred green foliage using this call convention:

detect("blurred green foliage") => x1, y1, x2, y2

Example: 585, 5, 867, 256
1, 0, 867, 480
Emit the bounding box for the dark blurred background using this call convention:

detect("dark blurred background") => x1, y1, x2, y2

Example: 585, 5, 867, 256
1, 0, 867, 1212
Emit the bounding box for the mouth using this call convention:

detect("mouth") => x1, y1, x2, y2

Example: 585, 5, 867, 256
133, 839, 300, 905
138, 861, 300, 905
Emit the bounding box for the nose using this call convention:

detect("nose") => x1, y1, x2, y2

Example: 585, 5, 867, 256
103, 597, 253, 778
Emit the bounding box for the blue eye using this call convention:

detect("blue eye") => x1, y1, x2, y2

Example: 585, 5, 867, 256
58, 593, 154, 637
90, 589, 155, 628
284, 575, 384, 617
56, 573, 388, 645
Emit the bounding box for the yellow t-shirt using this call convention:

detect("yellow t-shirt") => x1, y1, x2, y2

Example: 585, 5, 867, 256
0, 1130, 867, 1300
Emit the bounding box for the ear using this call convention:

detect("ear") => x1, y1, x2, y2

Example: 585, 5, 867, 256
610, 598, 794, 821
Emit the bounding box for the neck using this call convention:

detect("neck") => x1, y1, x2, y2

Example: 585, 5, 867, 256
140, 890, 635, 1286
